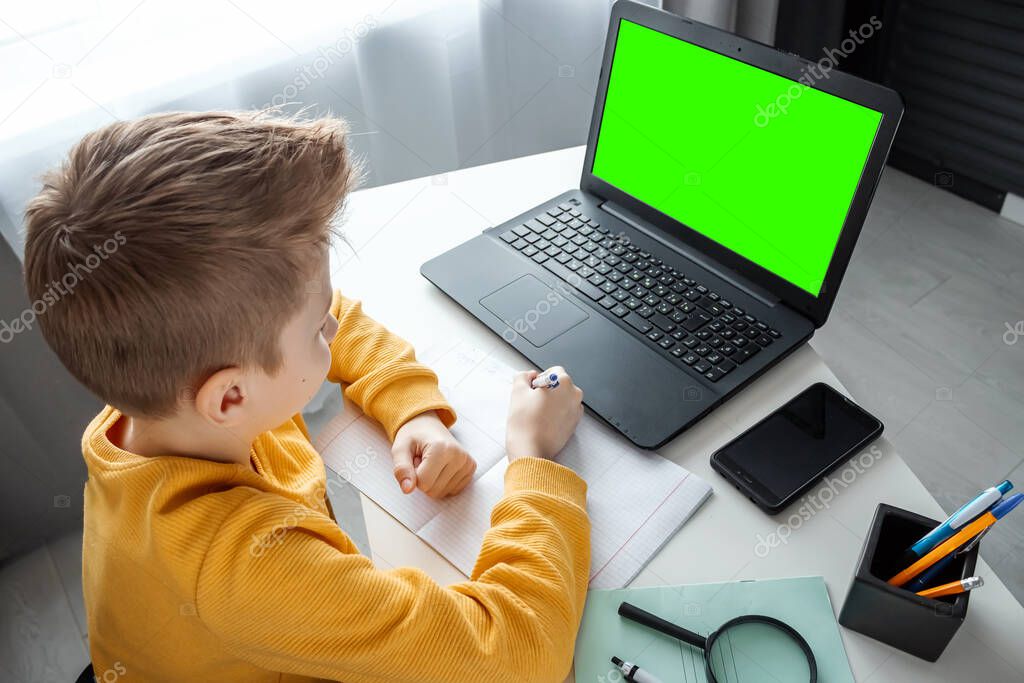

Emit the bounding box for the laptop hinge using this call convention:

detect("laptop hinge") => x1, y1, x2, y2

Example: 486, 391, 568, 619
599, 200, 779, 307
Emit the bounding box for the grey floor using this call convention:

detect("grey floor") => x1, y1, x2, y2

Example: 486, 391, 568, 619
2, 165, 1022, 680
812, 166, 1024, 597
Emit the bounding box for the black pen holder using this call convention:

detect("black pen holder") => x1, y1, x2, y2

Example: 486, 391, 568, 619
838, 503, 978, 661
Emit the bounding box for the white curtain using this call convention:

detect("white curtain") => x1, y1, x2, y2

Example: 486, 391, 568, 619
663, 0, 779, 44
0, 0, 621, 252
0, 0, 775, 253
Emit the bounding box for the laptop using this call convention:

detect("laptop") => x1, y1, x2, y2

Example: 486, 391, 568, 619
421, 0, 903, 449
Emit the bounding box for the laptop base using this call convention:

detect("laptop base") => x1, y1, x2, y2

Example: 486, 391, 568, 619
421, 189, 814, 449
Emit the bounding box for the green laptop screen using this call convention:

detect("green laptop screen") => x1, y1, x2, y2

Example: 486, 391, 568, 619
591, 19, 882, 296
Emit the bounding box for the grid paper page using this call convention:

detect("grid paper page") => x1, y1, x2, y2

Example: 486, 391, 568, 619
318, 342, 712, 588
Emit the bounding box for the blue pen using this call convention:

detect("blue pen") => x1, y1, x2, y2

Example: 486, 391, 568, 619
904, 553, 956, 593
890, 493, 1023, 587
531, 372, 560, 390
903, 481, 1012, 561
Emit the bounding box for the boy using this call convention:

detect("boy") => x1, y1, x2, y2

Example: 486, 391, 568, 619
23, 111, 590, 682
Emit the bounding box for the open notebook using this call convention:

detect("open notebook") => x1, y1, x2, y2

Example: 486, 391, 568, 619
317, 341, 712, 589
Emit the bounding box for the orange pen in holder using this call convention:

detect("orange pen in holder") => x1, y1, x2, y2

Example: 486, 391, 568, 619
916, 577, 983, 599
888, 494, 1022, 587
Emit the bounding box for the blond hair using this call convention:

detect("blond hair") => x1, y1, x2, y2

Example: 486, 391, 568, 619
23, 111, 358, 416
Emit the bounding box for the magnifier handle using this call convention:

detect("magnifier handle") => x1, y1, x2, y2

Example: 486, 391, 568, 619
618, 602, 707, 650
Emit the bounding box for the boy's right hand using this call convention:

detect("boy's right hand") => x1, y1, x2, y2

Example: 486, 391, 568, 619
505, 366, 583, 462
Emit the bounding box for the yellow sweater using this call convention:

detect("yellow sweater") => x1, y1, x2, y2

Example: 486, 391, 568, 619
82, 292, 590, 682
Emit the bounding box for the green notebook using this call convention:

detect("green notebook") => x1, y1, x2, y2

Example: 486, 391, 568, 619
574, 576, 853, 682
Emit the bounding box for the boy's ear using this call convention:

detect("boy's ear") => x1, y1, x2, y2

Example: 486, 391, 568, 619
193, 367, 248, 426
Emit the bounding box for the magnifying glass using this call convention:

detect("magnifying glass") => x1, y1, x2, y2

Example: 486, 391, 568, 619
619, 602, 817, 683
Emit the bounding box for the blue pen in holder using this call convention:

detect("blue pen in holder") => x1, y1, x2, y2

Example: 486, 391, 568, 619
838, 503, 979, 662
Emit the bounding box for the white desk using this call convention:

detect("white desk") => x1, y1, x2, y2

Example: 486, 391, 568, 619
327, 146, 1024, 682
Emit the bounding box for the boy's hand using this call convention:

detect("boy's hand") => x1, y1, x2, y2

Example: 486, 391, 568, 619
505, 366, 583, 462
392, 411, 477, 498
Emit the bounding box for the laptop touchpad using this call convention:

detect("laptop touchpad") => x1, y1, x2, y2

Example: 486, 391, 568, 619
480, 275, 589, 347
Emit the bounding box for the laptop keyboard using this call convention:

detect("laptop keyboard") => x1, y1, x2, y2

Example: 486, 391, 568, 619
498, 202, 781, 383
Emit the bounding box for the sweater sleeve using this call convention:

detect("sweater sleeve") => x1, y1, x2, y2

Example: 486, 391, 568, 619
326, 290, 456, 440
195, 458, 591, 683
